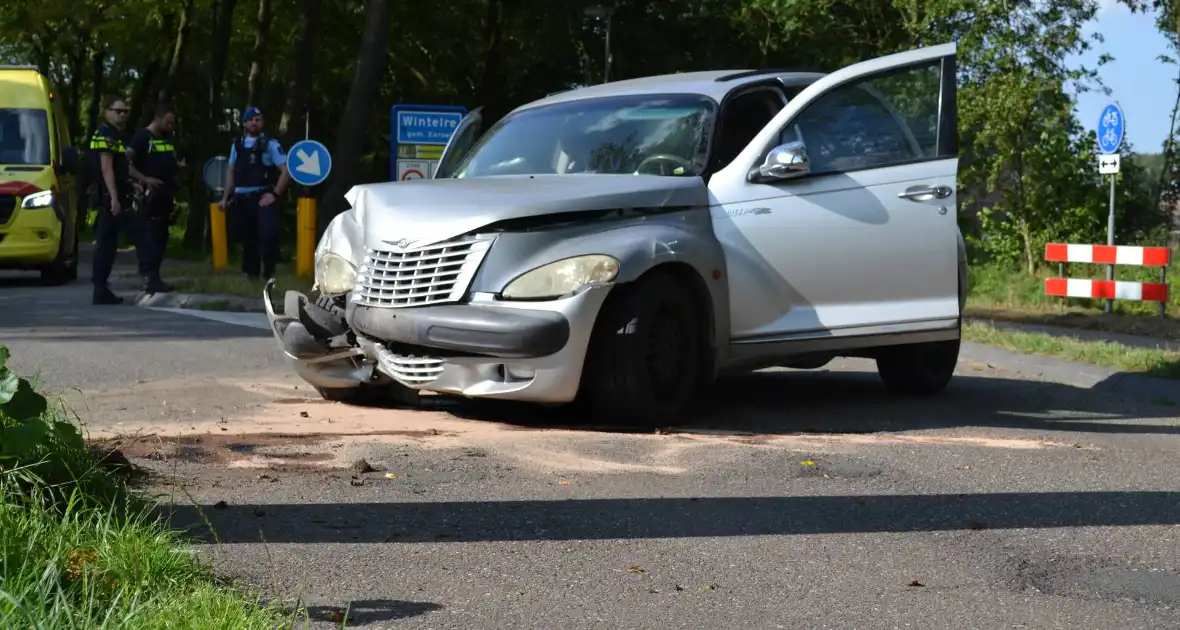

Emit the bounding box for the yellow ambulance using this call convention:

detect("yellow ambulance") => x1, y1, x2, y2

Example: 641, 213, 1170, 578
0, 64, 81, 284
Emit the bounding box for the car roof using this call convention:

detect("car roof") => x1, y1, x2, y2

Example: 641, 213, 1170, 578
513, 70, 828, 113
0, 66, 52, 110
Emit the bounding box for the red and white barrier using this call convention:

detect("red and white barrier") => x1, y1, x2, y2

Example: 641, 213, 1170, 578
1044, 278, 1169, 303
1044, 243, 1171, 306
1044, 243, 1170, 266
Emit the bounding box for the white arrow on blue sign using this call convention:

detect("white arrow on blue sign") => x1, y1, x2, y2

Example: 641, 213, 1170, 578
1097, 103, 1125, 155
287, 139, 332, 187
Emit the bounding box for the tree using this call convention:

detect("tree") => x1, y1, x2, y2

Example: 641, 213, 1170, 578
319, 0, 391, 229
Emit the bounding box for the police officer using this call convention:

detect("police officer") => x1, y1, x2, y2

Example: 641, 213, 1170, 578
87, 96, 156, 305
217, 106, 292, 280
126, 102, 180, 294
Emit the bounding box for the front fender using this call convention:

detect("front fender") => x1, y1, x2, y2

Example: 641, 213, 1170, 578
469, 209, 725, 293
468, 208, 731, 368
316, 210, 366, 271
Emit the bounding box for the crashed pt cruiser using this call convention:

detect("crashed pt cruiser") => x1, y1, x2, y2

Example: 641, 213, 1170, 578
264, 42, 969, 425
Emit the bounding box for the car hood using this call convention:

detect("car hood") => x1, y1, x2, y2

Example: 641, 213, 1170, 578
343, 174, 708, 250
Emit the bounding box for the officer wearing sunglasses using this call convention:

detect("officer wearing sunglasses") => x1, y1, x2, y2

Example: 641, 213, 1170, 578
86, 96, 155, 305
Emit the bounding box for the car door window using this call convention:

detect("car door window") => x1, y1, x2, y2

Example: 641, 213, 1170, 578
779, 60, 941, 175
714, 88, 785, 171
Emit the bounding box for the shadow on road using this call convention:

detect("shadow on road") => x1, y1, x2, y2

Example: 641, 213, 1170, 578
300, 600, 443, 624
418, 369, 1180, 437
164, 491, 1180, 545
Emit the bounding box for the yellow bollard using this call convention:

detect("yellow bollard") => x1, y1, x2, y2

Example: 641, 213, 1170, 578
209, 202, 228, 270
296, 197, 316, 277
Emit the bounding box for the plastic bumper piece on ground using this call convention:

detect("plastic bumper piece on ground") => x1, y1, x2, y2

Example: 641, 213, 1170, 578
347, 302, 570, 359
262, 279, 373, 390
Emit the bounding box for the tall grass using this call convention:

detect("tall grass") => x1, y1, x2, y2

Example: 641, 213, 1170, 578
0, 343, 313, 628
0, 465, 304, 629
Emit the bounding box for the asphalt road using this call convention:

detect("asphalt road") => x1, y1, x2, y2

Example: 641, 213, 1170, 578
4, 263, 1180, 629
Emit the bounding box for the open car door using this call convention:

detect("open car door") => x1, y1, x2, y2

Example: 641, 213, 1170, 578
708, 42, 960, 341
433, 107, 484, 179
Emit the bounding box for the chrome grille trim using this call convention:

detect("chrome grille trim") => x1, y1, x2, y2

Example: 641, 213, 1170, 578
374, 345, 444, 386
356, 236, 493, 308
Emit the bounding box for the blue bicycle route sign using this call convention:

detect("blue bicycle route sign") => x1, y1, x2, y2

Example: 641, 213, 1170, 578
1097, 103, 1125, 155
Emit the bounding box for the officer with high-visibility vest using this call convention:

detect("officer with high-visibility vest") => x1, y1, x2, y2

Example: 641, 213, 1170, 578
217, 106, 292, 280
86, 96, 155, 305
126, 102, 182, 293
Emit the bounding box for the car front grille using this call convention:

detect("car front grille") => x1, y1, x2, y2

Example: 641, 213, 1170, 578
0, 196, 15, 225
356, 236, 493, 308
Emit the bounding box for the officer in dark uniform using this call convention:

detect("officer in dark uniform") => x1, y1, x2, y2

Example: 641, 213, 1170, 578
126, 102, 180, 293
87, 96, 156, 305
216, 106, 292, 280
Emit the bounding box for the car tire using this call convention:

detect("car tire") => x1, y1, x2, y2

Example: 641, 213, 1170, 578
316, 381, 420, 407
316, 386, 366, 403
40, 229, 78, 286
581, 271, 703, 427
875, 338, 961, 396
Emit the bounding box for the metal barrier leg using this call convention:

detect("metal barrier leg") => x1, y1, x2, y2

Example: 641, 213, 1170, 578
1161, 265, 1168, 319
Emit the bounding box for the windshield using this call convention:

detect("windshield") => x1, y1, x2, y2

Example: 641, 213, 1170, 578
0, 109, 50, 166
451, 94, 715, 178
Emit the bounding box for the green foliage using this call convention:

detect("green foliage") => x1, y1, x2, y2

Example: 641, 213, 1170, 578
0, 471, 296, 628
0, 346, 118, 509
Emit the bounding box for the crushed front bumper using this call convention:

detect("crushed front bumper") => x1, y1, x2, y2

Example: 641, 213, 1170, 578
264, 280, 612, 404
263, 280, 375, 390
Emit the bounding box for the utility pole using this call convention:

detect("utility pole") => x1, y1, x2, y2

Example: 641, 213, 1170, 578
584, 5, 616, 84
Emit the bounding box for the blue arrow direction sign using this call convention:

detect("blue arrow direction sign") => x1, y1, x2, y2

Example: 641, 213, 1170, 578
394, 107, 465, 145
288, 139, 332, 187
1097, 103, 1125, 155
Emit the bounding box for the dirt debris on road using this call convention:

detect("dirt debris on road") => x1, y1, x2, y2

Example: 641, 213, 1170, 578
83, 371, 1103, 476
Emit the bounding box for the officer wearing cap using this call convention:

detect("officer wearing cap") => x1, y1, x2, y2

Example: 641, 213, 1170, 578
217, 106, 291, 280
87, 95, 156, 305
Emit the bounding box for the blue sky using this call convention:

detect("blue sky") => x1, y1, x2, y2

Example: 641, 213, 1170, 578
1069, 1, 1175, 153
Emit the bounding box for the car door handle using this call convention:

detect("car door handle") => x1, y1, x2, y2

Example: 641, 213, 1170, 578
898, 185, 953, 201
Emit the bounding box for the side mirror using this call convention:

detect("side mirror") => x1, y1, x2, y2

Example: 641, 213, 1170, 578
59, 147, 80, 174
748, 140, 810, 183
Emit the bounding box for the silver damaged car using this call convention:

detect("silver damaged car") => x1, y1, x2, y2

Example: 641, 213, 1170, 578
263, 42, 969, 425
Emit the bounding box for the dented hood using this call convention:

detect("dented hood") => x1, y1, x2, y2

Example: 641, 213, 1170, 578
343, 173, 708, 250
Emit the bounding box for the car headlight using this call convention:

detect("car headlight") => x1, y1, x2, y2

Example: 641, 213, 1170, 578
501, 254, 620, 300
21, 189, 53, 209
315, 252, 357, 295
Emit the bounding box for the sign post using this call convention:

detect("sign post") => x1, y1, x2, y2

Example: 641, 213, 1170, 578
287, 139, 333, 277
389, 104, 467, 181
1096, 103, 1125, 314
201, 156, 230, 270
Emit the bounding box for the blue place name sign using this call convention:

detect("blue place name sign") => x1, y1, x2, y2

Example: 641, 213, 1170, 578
396, 110, 464, 145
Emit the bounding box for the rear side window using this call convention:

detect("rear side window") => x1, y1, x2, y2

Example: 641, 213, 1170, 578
0, 109, 51, 166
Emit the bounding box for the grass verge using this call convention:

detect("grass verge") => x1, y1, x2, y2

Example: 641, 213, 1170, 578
0, 345, 314, 628
169, 268, 313, 300
966, 261, 1180, 340
1, 481, 296, 629
962, 321, 1180, 380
